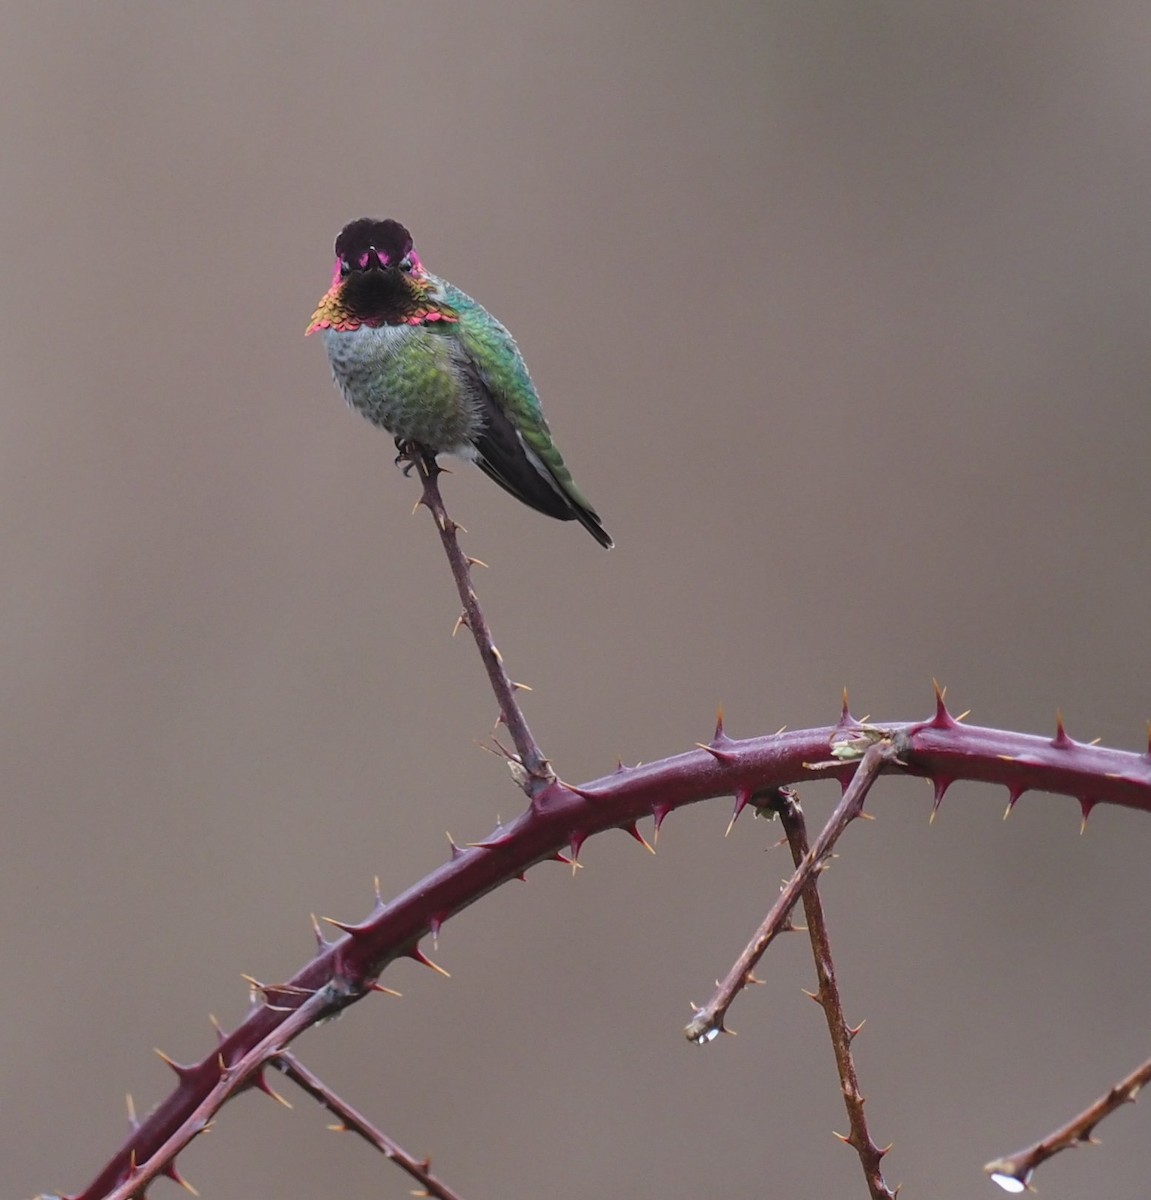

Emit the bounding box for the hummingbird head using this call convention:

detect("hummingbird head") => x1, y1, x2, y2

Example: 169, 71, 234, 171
307, 217, 454, 334
332, 217, 424, 284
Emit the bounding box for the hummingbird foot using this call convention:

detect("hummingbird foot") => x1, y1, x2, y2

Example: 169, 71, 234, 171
393, 438, 439, 478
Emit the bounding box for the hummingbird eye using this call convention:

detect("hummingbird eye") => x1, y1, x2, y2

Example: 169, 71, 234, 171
398, 256, 413, 274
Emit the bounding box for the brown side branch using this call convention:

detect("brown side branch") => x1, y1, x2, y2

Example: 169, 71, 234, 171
984, 1052, 1151, 1192
684, 736, 902, 1043
273, 1052, 469, 1200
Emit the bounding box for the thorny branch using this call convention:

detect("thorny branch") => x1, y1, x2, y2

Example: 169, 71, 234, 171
52, 680, 1151, 1200
57, 690, 1151, 1200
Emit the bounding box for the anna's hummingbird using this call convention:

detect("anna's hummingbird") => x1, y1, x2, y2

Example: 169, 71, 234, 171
307, 217, 612, 548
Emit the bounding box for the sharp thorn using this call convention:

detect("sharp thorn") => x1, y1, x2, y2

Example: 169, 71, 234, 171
1053, 711, 1074, 748
726, 786, 753, 836
930, 680, 956, 728
624, 823, 656, 854
1079, 797, 1096, 833
1002, 785, 1026, 821
320, 916, 361, 935
409, 947, 451, 978
254, 1071, 293, 1109
561, 780, 599, 800
695, 742, 736, 763
930, 776, 951, 821
165, 1161, 201, 1190
154, 1048, 195, 1080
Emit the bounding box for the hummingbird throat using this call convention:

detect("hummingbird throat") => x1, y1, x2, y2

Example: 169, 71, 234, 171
306, 271, 458, 334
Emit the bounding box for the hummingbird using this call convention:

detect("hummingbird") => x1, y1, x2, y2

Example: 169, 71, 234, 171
307, 217, 613, 548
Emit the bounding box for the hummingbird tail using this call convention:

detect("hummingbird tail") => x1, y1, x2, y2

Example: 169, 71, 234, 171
472, 427, 613, 549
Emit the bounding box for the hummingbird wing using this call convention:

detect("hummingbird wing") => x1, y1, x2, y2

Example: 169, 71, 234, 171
446, 286, 613, 548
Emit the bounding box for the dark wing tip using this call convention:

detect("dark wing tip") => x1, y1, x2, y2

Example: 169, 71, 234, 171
472, 435, 613, 548
577, 507, 614, 549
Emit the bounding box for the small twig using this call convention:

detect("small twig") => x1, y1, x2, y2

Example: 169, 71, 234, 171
773, 790, 896, 1200
413, 453, 552, 791
274, 1052, 468, 1200
984, 1053, 1151, 1192
685, 737, 902, 1043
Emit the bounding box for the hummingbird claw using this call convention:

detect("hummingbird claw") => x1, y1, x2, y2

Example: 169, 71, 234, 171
393, 438, 437, 477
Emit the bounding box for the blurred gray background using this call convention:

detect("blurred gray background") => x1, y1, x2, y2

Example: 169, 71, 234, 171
4, 4, 1150, 1197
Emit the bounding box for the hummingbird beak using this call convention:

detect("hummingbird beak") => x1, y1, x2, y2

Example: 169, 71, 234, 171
337, 246, 393, 281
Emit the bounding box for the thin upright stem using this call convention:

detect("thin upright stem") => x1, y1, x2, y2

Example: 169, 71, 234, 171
774, 791, 896, 1200
413, 453, 551, 790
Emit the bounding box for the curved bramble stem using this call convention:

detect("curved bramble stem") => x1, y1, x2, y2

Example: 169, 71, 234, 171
984, 1053, 1151, 1192
63, 710, 1151, 1200
413, 452, 552, 790
774, 790, 897, 1200
273, 1053, 469, 1200
684, 737, 902, 1044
